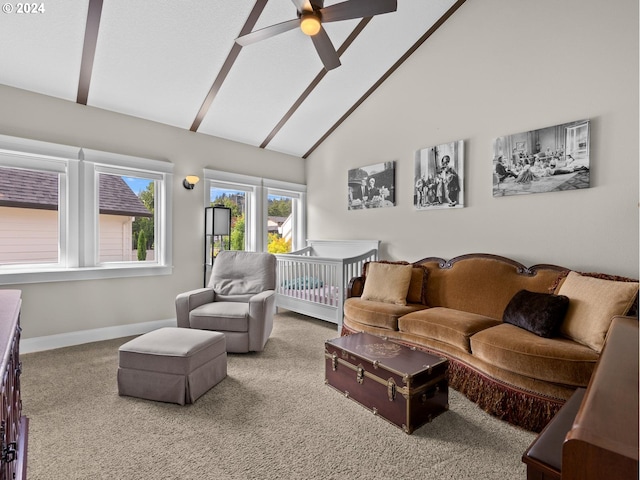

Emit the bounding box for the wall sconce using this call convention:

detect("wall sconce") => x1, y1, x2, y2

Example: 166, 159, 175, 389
183, 175, 200, 190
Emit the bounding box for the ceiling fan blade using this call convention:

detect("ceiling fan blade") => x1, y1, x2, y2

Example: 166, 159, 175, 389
291, 0, 313, 13
320, 0, 397, 23
311, 27, 341, 71
309, 0, 324, 9
235, 18, 301, 47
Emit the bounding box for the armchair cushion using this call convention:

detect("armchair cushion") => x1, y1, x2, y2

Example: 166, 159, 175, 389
209, 250, 276, 295
190, 302, 249, 332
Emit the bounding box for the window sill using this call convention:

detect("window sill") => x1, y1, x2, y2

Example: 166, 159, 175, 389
0, 264, 173, 285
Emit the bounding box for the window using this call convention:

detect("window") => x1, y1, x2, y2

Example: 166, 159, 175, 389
204, 170, 306, 254
0, 166, 62, 266
0, 135, 173, 285
210, 186, 248, 252
267, 193, 292, 253
264, 180, 306, 254
97, 173, 155, 263
0, 136, 75, 274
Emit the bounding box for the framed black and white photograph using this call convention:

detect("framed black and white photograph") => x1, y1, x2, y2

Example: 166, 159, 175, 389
347, 161, 395, 210
414, 140, 464, 210
492, 119, 590, 197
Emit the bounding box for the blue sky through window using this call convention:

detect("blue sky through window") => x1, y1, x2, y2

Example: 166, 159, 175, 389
123, 177, 151, 195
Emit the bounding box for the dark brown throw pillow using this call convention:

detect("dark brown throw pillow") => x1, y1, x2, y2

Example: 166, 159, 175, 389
503, 289, 569, 338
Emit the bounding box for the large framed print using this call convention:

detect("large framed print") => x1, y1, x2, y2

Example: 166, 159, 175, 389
492, 119, 590, 197
414, 140, 464, 210
348, 161, 396, 210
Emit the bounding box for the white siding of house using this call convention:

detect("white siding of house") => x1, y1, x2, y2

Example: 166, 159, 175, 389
0, 206, 58, 264
99, 214, 134, 262
0, 208, 140, 264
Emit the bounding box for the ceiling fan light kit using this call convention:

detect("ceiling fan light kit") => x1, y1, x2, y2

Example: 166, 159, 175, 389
235, 0, 398, 71
300, 13, 321, 36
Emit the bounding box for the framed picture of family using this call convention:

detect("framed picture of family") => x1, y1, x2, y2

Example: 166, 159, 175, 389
414, 140, 464, 210
347, 161, 396, 210
492, 119, 590, 197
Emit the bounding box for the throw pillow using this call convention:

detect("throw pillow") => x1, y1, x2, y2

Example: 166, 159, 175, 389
363, 261, 428, 304
503, 289, 569, 338
407, 265, 429, 304
558, 271, 639, 352
361, 262, 413, 306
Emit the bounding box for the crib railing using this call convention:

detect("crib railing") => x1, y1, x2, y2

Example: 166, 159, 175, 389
276, 256, 339, 306
275, 247, 378, 321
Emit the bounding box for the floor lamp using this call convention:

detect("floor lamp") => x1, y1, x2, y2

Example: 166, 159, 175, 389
204, 205, 231, 286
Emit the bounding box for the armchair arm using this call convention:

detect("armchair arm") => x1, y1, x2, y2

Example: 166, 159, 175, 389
175, 288, 215, 328
248, 290, 276, 351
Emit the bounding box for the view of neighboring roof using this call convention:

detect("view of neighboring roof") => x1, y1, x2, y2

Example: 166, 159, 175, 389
0, 168, 58, 210
0, 167, 152, 217
98, 174, 152, 217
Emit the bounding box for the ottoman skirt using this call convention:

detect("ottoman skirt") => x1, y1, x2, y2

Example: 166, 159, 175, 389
118, 327, 227, 405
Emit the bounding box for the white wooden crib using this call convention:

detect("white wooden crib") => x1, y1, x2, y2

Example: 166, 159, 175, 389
275, 239, 380, 331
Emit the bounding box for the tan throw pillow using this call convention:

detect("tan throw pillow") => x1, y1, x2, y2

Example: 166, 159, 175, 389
558, 271, 639, 352
363, 261, 428, 304
361, 262, 413, 306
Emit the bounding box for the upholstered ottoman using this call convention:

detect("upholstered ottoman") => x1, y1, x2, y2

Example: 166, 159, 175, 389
117, 327, 226, 405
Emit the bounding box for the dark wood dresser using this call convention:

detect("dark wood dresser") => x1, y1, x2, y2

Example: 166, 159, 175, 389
523, 315, 638, 480
0, 290, 27, 480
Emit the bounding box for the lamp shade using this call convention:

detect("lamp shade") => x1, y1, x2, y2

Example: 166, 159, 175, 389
205, 206, 231, 236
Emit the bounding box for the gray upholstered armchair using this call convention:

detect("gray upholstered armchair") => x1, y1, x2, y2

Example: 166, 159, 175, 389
175, 250, 276, 353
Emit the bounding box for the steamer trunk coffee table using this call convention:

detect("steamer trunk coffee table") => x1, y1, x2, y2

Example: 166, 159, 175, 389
325, 332, 448, 434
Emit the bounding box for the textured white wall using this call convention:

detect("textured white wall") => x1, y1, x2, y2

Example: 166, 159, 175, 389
0, 85, 305, 339
306, 0, 639, 278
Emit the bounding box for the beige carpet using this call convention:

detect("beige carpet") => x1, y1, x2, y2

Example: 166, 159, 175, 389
21, 311, 535, 479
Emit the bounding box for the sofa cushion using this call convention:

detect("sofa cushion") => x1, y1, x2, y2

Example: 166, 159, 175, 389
398, 307, 501, 353
503, 289, 569, 338
343, 297, 427, 331
364, 261, 428, 304
558, 271, 639, 352
361, 262, 413, 306
471, 323, 599, 386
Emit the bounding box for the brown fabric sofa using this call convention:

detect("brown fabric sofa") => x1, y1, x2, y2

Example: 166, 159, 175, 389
342, 254, 639, 432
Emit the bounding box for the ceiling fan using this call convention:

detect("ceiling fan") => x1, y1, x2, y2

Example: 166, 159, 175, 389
235, 0, 398, 71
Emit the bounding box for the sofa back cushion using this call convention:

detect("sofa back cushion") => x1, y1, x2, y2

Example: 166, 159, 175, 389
415, 254, 566, 320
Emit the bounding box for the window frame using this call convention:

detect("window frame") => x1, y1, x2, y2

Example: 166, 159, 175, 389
204, 169, 306, 254
0, 154, 74, 269
263, 179, 307, 253
0, 136, 173, 285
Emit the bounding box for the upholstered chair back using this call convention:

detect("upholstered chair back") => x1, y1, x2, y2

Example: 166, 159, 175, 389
208, 251, 276, 302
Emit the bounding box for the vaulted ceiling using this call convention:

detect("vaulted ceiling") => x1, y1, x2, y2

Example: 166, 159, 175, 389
0, 0, 465, 158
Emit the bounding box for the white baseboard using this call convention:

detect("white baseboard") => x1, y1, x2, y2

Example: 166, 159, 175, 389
20, 318, 177, 354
